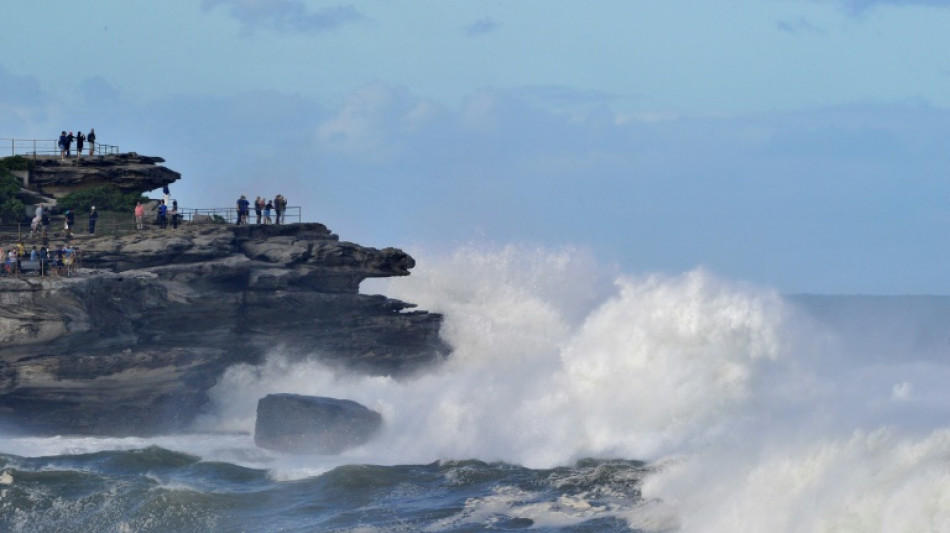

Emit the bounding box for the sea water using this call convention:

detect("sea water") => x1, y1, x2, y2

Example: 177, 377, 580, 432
1, 243, 949, 532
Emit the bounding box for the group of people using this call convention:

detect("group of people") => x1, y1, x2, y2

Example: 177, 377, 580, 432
29, 203, 101, 242
134, 199, 180, 230
236, 194, 287, 225
58, 128, 96, 159
0, 241, 79, 277
29, 204, 51, 239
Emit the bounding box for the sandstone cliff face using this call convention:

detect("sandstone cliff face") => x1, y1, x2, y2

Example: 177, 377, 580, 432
0, 224, 448, 435
25, 153, 180, 197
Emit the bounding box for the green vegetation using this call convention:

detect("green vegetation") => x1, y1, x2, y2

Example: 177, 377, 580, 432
0, 155, 33, 173
57, 185, 147, 215
0, 161, 26, 224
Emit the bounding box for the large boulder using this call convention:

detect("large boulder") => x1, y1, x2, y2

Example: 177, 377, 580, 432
254, 394, 383, 454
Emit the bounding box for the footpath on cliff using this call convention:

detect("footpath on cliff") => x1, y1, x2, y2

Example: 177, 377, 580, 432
0, 152, 449, 437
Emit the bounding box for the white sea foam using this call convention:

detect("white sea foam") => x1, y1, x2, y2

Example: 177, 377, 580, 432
198, 243, 795, 469
17, 242, 948, 531
284, 243, 950, 531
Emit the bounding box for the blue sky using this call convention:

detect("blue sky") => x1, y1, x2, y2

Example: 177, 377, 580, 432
2, 0, 949, 293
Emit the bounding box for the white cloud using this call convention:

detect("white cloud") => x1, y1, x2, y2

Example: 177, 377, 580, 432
202, 0, 365, 33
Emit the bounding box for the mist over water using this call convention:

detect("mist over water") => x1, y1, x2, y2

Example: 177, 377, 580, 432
201, 244, 790, 468
6, 243, 950, 531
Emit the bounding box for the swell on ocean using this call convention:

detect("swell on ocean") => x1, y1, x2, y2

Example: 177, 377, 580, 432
2, 242, 950, 532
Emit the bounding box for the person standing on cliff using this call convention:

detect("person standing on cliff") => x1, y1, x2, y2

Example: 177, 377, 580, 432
87, 128, 96, 156
263, 199, 273, 224
58, 131, 67, 160
41, 208, 50, 240
236, 195, 250, 224
76, 131, 85, 157
254, 196, 264, 224
38, 245, 49, 276
64, 209, 75, 238
158, 201, 168, 229
16, 241, 25, 272
134, 201, 145, 230
274, 194, 287, 224
88, 206, 98, 234
170, 200, 179, 229
31, 210, 41, 237
65, 132, 75, 157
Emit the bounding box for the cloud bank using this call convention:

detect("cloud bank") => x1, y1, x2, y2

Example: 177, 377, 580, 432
202, 0, 365, 33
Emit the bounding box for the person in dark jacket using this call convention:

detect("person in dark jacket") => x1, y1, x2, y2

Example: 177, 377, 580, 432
274, 194, 287, 224
158, 201, 168, 229
65, 209, 75, 238
88, 206, 98, 234
236, 195, 250, 224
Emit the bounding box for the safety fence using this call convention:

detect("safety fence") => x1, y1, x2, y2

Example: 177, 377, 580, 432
0, 205, 303, 241
1, 138, 120, 158
179, 206, 302, 226
0, 254, 82, 278
0, 205, 303, 278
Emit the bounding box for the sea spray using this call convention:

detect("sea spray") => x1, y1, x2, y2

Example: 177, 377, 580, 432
4, 243, 950, 531
186, 243, 950, 530
636, 429, 950, 532
200, 244, 792, 469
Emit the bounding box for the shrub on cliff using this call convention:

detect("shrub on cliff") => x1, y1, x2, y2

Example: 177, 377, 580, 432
0, 169, 26, 224
57, 185, 146, 214
0, 156, 33, 172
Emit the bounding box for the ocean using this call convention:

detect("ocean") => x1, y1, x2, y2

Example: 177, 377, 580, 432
2, 244, 949, 532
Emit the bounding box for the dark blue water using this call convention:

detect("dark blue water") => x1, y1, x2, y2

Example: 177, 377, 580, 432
0, 448, 645, 532
6, 246, 950, 533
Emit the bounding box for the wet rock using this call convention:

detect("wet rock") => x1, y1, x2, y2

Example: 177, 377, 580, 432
254, 394, 382, 454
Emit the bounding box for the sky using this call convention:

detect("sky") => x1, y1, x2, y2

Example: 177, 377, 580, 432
1, 0, 949, 294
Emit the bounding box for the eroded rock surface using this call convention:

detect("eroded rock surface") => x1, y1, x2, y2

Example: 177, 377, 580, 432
0, 224, 448, 435
25, 153, 180, 197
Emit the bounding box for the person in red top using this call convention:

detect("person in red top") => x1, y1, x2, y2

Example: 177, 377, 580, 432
134, 202, 145, 230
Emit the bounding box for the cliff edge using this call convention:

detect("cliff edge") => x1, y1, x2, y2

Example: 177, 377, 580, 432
0, 223, 448, 435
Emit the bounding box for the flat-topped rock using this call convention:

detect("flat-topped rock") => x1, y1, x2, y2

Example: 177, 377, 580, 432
23, 153, 180, 197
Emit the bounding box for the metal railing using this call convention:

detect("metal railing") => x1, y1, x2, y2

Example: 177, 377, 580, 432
72, 206, 301, 235
0, 138, 120, 158
0, 205, 305, 278
0, 206, 304, 241
0, 254, 81, 278
179, 206, 302, 226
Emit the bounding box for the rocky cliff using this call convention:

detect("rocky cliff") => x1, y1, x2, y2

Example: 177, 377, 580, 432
22, 153, 180, 198
0, 223, 448, 436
